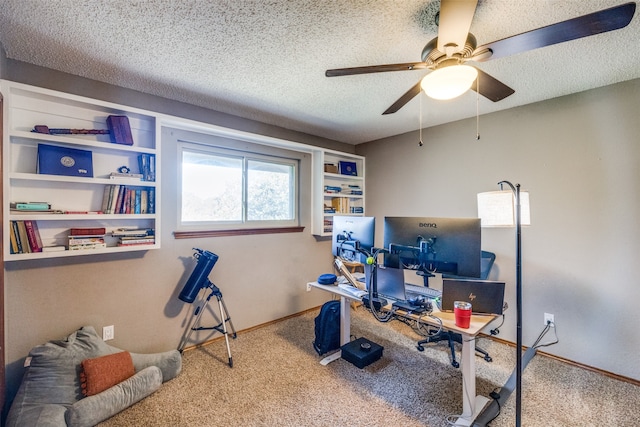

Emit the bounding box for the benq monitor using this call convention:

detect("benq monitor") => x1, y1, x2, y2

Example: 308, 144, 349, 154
383, 216, 481, 279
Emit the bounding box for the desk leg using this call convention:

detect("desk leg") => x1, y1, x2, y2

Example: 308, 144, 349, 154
320, 296, 351, 366
455, 332, 491, 426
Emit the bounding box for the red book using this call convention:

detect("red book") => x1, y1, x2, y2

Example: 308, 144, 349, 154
70, 227, 106, 236
24, 220, 43, 252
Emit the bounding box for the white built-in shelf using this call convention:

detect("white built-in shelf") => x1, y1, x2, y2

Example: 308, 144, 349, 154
312, 149, 365, 237
2, 80, 161, 261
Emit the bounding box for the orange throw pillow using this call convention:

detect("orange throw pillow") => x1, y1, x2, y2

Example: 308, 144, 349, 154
80, 351, 135, 396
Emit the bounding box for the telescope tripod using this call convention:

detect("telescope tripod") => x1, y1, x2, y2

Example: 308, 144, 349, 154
178, 280, 237, 367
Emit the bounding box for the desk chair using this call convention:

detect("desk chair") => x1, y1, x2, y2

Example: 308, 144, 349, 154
416, 251, 496, 368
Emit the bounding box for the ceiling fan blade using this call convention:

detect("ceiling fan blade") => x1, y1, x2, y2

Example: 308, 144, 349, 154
437, 0, 478, 53
474, 2, 636, 62
382, 81, 422, 115
471, 69, 515, 102
326, 62, 428, 77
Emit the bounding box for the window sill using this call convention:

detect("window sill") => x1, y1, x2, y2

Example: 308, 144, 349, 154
174, 226, 305, 239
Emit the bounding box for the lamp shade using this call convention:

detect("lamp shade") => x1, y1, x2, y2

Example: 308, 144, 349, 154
477, 190, 530, 227
421, 65, 478, 100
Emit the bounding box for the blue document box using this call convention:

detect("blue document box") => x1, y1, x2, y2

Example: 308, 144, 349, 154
37, 144, 94, 177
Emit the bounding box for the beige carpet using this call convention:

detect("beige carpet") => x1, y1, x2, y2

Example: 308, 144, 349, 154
100, 306, 639, 426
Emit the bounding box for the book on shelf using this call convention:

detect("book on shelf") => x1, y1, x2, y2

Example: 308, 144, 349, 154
101, 185, 155, 214
117, 241, 155, 247
324, 185, 342, 193
117, 236, 155, 246
9, 220, 44, 254
111, 228, 154, 237
101, 185, 112, 214
25, 220, 43, 252
148, 188, 155, 214
119, 235, 155, 241
10, 202, 51, 211
68, 242, 107, 250
109, 172, 143, 180
42, 246, 66, 252
340, 184, 362, 195
16, 221, 32, 253
68, 236, 106, 245
324, 203, 336, 213
138, 153, 156, 182
37, 144, 93, 177
134, 189, 141, 214
338, 161, 358, 176
331, 197, 351, 214
9, 222, 19, 254
140, 190, 148, 214
10, 209, 64, 215
70, 227, 107, 236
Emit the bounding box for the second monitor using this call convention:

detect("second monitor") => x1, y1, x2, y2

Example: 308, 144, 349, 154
331, 215, 375, 263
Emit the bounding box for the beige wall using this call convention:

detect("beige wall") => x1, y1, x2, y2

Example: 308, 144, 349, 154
356, 78, 640, 381
1, 60, 344, 403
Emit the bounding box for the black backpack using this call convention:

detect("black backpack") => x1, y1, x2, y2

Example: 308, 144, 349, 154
313, 300, 341, 356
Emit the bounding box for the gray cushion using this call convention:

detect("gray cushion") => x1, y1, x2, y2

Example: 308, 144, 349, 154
65, 366, 163, 427
6, 326, 182, 427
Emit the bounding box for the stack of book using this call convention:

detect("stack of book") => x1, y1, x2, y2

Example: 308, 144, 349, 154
9, 220, 43, 253
10, 201, 63, 215
68, 227, 107, 251
112, 228, 155, 247
341, 184, 363, 195
324, 185, 342, 194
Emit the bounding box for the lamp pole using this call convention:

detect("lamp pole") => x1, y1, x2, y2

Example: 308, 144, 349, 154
498, 180, 523, 427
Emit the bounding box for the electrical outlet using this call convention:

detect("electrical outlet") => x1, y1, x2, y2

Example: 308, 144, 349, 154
103, 325, 115, 341
544, 313, 555, 327
306, 282, 312, 292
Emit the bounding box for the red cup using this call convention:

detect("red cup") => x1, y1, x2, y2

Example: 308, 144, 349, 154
454, 301, 472, 328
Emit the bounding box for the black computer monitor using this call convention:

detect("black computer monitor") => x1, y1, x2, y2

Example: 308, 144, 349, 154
331, 216, 375, 263
383, 216, 481, 280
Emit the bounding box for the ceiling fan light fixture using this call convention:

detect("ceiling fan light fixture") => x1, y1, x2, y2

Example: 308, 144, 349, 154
421, 64, 478, 100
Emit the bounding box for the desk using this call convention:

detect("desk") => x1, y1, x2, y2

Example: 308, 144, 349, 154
308, 281, 496, 426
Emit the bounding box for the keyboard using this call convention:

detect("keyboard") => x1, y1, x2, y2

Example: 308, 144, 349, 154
337, 284, 367, 299
405, 284, 442, 299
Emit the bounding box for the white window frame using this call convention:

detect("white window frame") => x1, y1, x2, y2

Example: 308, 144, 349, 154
177, 141, 299, 230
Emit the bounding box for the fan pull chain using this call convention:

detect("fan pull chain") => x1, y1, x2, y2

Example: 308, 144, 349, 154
476, 76, 481, 141
419, 93, 424, 146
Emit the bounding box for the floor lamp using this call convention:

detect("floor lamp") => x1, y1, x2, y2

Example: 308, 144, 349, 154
477, 182, 530, 427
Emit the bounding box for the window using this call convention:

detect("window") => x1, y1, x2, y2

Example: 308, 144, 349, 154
179, 143, 298, 229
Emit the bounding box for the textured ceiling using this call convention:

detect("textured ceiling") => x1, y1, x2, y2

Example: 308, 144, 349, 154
1, 0, 639, 145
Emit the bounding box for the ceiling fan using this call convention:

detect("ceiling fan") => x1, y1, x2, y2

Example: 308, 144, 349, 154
325, 1, 636, 115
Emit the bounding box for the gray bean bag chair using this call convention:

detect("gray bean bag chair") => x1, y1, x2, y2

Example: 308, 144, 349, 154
6, 326, 182, 427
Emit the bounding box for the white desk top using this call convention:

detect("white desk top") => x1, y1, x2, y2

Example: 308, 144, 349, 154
308, 281, 496, 337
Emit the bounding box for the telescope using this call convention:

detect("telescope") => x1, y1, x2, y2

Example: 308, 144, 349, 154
177, 248, 236, 366
178, 248, 219, 303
